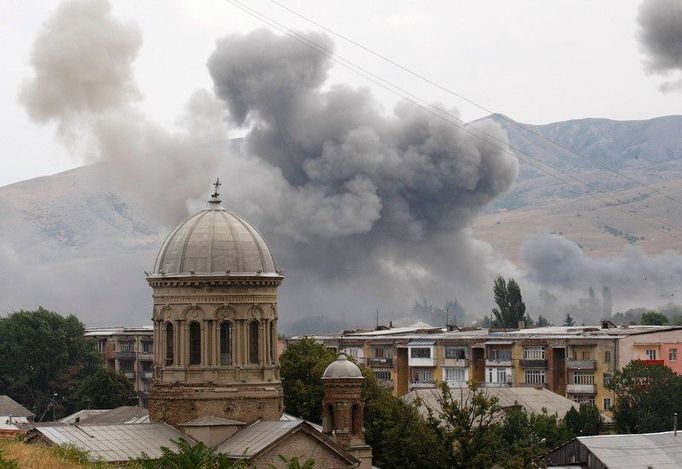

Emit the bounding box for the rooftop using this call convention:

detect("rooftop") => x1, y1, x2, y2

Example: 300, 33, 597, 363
0, 395, 35, 419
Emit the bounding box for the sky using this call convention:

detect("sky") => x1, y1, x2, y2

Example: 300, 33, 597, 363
1, 0, 680, 188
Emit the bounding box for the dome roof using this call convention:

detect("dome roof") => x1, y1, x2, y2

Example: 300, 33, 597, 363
323, 353, 363, 379
152, 185, 277, 277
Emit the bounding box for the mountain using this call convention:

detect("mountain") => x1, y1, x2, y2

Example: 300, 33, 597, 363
1, 115, 681, 323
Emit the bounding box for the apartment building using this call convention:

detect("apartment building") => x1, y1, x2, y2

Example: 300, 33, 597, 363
290, 322, 682, 413
85, 327, 155, 407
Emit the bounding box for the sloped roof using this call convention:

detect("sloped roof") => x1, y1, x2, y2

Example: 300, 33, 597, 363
576, 431, 682, 468
29, 423, 192, 462
0, 396, 35, 418
181, 416, 245, 427
79, 406, 149, 424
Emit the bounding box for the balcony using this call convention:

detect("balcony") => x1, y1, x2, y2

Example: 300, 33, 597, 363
484, 381, 511, 388
520, 359, 548, 368
566, 359, 596, 370
567, 383, 596, 394
141, 371, 154, 379
116, 351, 136, 360
409, 380, 436, 389
486, 359, 512, 367
443, 358, 468, 368
367, 357, 393, 367
123, 371, 136, 379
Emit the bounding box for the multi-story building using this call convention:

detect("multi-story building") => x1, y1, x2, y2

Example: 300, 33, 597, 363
85, 326, 155, 407
289, 321, 682, 413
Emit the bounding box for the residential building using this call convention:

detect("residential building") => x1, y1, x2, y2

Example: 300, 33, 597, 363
289, 321, 682, 413
85, 326, 155, 407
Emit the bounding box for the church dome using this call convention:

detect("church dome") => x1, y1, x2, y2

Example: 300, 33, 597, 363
152, 182, 277, 277
323, 353, 363, 379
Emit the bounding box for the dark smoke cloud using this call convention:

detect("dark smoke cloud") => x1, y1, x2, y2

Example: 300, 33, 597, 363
638, 0, 682, 92
522, 234, 682, 308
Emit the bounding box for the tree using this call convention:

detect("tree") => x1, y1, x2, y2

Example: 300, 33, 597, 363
76, 367, 137, 409
640, 310, 668, 325
563, 404, 603, 436
607, 361, 682, 433
280, 338, 336, 423
132, 438, 248, 468
536, 315, 550, 327
563, 313, 575, 326
0, 308, 102, 418
491, 276, 527, 328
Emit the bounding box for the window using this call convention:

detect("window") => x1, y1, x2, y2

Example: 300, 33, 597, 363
119, 360, 134, 373
603, 398, 612, 411
189, 321, 201, 365
374, 347, 385, 358
524, 369, 546, 384
141, 360, 154, 372
444, 367, 467, 383
646, 349, 657, 360
670, 348, 678, 361
142, 341, 153, 353
345, 347, 362, 359
270, 322, 276, 363
411, 368, 433, 383
603, 373, 611, 386
373, 369, 391, 381
220, 322, 233, 365
523, 346, 545, 360
165, 323, 174, 366
410, 348, 431, 359
487, 368, 511, 384
571, 396, 596, 406
582, 351, 591, 360
142, 381, 151, 392
445, 347, 466, 359
604, 350, 611, 363
489, 349, 512, 360
120, 342, 135, 353
96, 340, 106, 353
249, 321, 260, 364
572, 370, 594, 385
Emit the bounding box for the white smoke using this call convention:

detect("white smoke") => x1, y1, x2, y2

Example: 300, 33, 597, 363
637, 0, 682, 92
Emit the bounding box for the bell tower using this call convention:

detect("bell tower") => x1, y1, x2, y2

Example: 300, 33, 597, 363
322, 353, 373, 469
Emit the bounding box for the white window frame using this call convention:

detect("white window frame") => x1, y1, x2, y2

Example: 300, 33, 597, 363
572, 370, 595, 385
670, 348, 678, 361
646, 349, 657, 360
345, 347, 363, 359
524, 369, 546, 384
445, 347, 467, 359
523, 346, 545, 360
373, 368, 391, 381
410, 347, 431, 359
603, 398, 611, 411
444, 367, 467, 383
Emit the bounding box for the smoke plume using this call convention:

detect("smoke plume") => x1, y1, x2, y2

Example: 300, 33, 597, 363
14, 1, 521, 326
637, 0, 682, 92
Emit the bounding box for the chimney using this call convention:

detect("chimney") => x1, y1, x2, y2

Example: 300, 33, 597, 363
518, 320, 525, 330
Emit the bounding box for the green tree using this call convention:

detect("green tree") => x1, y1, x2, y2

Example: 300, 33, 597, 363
536, 315, 550, 327
131, 438, 248, 468
361, 367, 446, 469
563, 313, 575, 326
607, 361, 682, 433
0, 308, 102, 418
563, 404, 603, 436
640, 310, 669, 325
491, 276, 527, 328
280, 338, 336, 423
76, 367, 137, 409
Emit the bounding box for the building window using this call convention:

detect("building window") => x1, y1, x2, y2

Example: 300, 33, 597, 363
604, 350, 611, 363
445, 347, 466, 359
142, 381, 151, 392
603, 373, 611, 386
345, 347, 362, 359
373, 369, 391, 381
524, 369, 546, 384
646, 349, 657, 360
410, 348, 431, 359
120, 342, 135, 353
220, 322, 232, 365
572, 370, 594, 385
189, 321, 201, 365
444, 367, 467, 383
670, 349, 678, 361
249, 321, 260, 364
411, 368, 433, 383
523, 346, 545, 360
603, 398, 612, 411
270, 322, 276, 363
582, 351, 591, 360
487, 367, 511, 384
571, 395, 596, 406
489, 349, 512, 360
165, 323, 174, 366
120, 360, 134, 373
96, 340, 106, 353
142, 341, 153, 353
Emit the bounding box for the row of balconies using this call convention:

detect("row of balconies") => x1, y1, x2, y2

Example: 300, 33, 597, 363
121, 371, 155, 380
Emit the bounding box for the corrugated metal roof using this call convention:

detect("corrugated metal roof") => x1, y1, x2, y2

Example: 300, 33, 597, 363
33, 423, 191, 462
181, 416, 245, 427
216, 420, 302, 457
80, 406, 149, 424
408, 340, 436, 346
0, 395, 35, 418
578, 431, 682, 468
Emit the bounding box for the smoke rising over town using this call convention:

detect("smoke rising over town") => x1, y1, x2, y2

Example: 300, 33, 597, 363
5, 0, 682, 329
638, 0, 682, 92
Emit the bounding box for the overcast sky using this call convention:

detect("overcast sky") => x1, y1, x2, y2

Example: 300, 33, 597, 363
1, 0, 679, 187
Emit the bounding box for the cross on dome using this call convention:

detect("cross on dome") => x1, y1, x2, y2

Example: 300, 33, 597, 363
209, 178, 222, 204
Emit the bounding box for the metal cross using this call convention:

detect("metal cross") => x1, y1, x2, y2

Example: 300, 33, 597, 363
212, 178, 221, 198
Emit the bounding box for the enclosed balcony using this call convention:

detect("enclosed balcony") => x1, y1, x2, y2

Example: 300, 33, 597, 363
566, 359, 596, 370
567, 383, 596, 394
520, 359, 548, 368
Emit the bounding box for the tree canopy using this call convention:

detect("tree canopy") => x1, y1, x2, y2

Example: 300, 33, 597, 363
77, 367, 136, 409
639, 310, 669, 325
491, 276, 527, 328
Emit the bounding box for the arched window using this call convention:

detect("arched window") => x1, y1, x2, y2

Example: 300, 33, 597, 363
351, 403, 360, 435
165, 322, 174, 365
189, 321, 201, 365
220, 322, 232, 365
249, 321, 260, 364
270, 321, 276, 363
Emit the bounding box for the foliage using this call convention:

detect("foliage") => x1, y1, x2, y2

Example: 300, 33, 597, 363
563, 404, 603, 436
607, 361, 682, 433
76, 367, 137, 409
0, 308, 103, 418
280, 338, 336, 423
639, 310, 669, 325
412, 298, 466, 327
0, 448, 19, 469
491, 276, 527, 328
563, 313, 575, 326
271, 455, 315, 469
0, 440, 101, 468
361, 367, 446, 469
536, 314, 550, 327
130, 438, 248, 469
